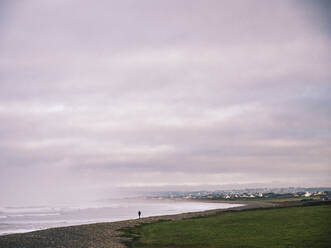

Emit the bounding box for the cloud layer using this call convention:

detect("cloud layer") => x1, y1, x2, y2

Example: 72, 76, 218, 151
0, 0, 330, 205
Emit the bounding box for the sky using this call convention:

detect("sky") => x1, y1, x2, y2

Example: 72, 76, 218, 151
0, 0, 330, 205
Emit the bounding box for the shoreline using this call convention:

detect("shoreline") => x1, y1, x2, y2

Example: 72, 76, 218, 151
0, 199, 245, 236
0, 200, 266, 236
0, 200, 276, 248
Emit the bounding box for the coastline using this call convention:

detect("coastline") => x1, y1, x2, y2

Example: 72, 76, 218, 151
0, 199, 245, 236
0, 201, 275, 248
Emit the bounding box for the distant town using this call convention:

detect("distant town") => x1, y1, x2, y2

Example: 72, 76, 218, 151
148, 187, 331, 201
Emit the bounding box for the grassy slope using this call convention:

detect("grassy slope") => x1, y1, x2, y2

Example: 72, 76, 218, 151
124, 205, 331, 248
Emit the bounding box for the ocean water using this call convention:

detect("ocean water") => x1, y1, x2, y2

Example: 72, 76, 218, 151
0, 199, 243, 235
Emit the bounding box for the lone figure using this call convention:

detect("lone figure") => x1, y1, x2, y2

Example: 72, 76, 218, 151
138, 210, 141, 219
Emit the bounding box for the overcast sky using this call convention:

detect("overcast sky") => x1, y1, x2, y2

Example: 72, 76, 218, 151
0, 0, 330, 205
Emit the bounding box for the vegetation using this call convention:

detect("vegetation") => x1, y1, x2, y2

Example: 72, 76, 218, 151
260, 197, 320, 204
123, 204, 331, 248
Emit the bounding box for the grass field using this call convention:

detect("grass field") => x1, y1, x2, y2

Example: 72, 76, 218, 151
123, 204, 331, 248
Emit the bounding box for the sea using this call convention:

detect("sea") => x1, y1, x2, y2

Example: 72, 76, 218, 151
0, 198, 244, 235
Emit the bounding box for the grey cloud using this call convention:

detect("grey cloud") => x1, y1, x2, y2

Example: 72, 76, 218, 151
0, 0, 330, 205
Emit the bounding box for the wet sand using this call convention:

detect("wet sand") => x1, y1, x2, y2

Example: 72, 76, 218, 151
0, 201, 276, 248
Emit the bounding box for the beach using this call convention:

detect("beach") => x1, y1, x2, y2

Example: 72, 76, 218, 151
0, 199, 244, 235
0, 201, 274, 248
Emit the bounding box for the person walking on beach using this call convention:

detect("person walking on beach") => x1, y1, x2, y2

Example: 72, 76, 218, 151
138, 210, 141, 219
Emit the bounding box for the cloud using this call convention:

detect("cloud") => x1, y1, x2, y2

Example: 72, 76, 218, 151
0, 0, 330, 204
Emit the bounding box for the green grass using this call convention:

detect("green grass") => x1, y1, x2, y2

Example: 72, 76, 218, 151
123, 205, 331, 248
264, 197, 322, 204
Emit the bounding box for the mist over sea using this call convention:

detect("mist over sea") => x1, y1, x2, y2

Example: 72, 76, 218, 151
0, 198, 243, 235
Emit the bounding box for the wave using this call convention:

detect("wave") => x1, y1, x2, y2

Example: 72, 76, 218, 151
0, 207, 61, 214
0, 203, 123, 214
5, 213, 61, 218
0, 228, 40, 235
